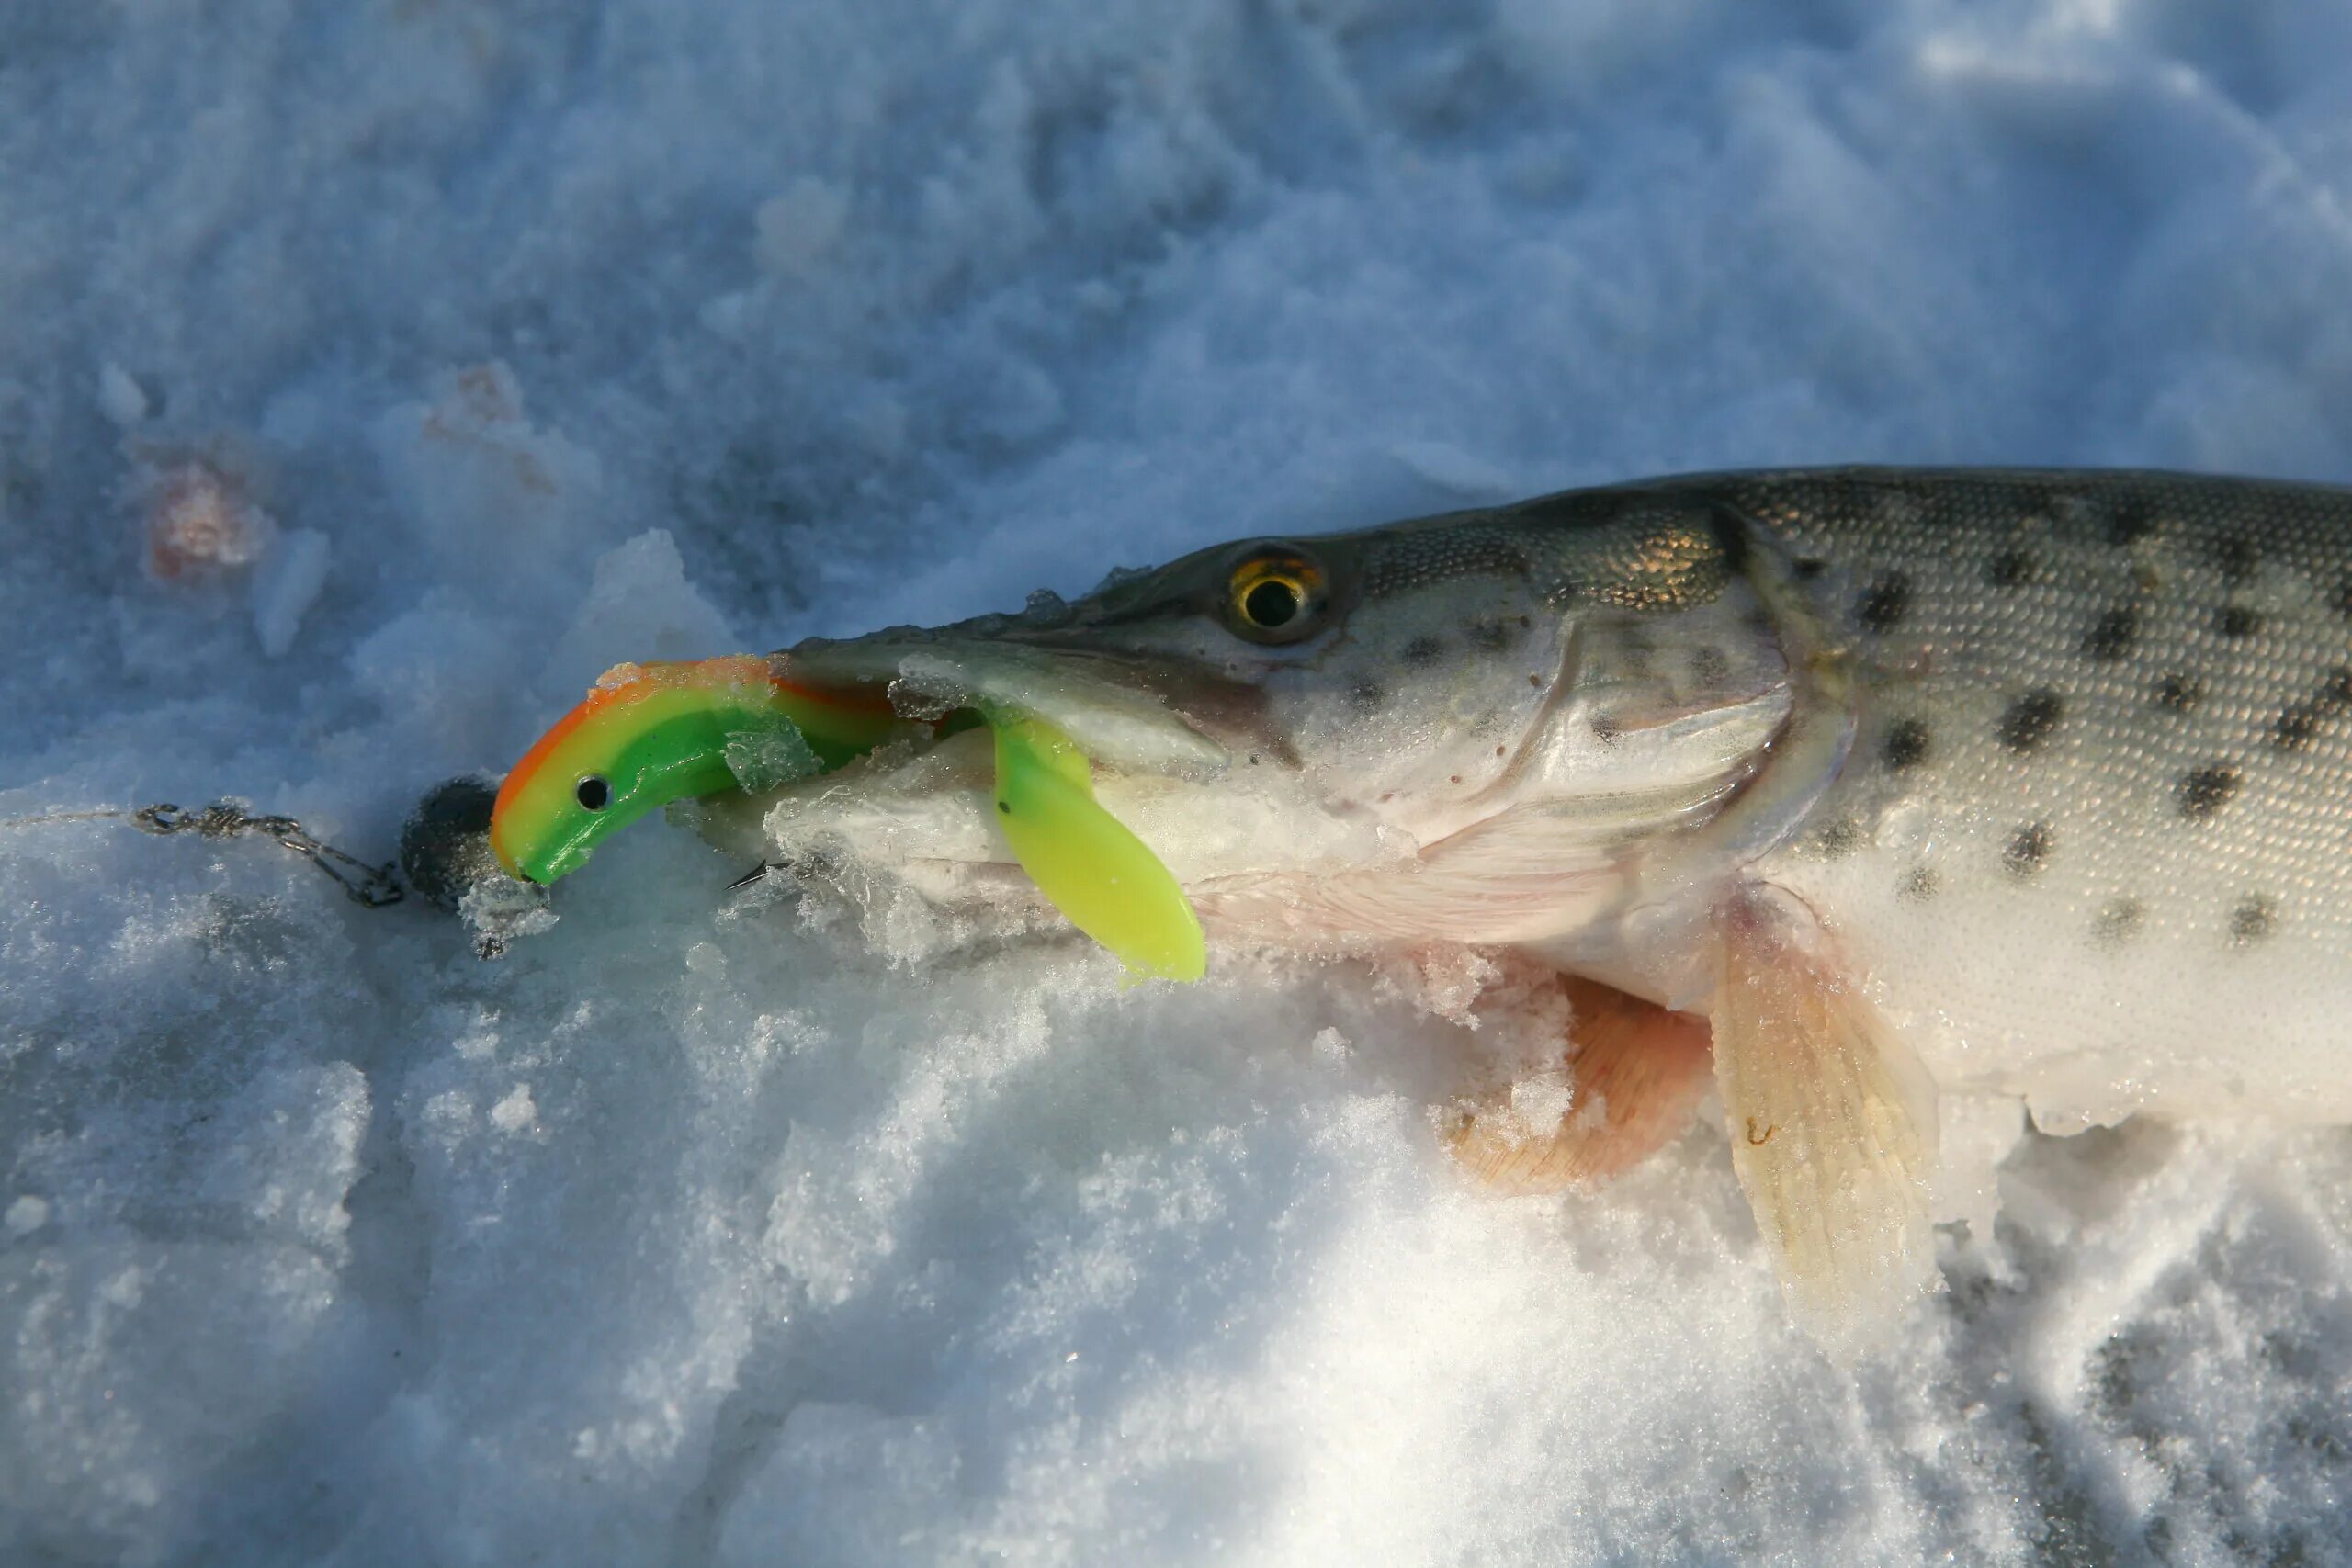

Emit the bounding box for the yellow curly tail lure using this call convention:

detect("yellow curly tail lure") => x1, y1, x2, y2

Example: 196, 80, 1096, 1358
986, 709, 1205, 982
490, 657, 1204, 981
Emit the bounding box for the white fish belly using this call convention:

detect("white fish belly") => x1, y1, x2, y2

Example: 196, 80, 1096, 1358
1770, 847, 2352, 1132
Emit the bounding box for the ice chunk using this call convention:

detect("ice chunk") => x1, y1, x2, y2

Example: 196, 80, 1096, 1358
251, 526, 332, 656
371, 362, 603, 606
97, 362, 148, 426
539, 531, 738, 699
722, 723, 823, 794
490, 1084, 537, 1134
458, 874, 559, 958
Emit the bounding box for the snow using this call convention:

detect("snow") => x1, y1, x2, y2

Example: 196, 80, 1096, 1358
3, 1, 2350, 1562
253, 528, 333, 659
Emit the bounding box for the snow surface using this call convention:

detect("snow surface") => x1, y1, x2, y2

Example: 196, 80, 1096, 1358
6, 2, 2352, 1562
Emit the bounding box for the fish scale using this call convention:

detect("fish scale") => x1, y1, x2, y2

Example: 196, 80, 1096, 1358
1722, 470, 2352, 1130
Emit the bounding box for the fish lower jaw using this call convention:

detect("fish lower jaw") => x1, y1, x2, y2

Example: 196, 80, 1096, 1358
753, 757, 1383, 883
798, 852, 1586, 965
753, 780, 1675, 960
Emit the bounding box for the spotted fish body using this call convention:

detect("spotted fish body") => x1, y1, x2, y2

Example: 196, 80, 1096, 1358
748, 467, 2352, 1342
1721, 470, 2352, 1133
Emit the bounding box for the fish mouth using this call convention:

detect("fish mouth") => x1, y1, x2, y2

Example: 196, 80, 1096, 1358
733, 630, 1371, 915
775, 632, 1240, 780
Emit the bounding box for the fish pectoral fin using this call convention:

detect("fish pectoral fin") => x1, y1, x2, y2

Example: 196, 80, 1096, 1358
1447, 976, 1713, 1193
1713, 889, 1940, 1351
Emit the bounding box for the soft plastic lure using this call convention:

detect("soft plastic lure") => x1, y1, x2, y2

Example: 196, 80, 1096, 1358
988, 710, 1205, 982
490, 657, 1205, 980
490, 657, 900, 885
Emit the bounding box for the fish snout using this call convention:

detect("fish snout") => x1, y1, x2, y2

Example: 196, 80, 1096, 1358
775, 634, 1235, 781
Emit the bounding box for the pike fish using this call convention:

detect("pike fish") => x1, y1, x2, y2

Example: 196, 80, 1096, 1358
701, 468, 2352, 1341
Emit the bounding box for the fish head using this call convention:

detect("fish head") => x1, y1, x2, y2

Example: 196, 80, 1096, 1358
775, 521, 1558, 838
760, 489, 1807, 947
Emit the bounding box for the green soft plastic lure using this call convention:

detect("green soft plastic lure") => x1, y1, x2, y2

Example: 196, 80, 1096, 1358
490, 656, 1205, 980
489, 657, 902, 886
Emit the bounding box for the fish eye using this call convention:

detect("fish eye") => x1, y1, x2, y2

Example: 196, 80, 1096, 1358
1245, 577, 1300, 627
574, 775, 611, 811
1224, 549, 1329, 644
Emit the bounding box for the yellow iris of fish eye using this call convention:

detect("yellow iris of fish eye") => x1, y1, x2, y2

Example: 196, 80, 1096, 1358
1226, 552, 1324, 637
